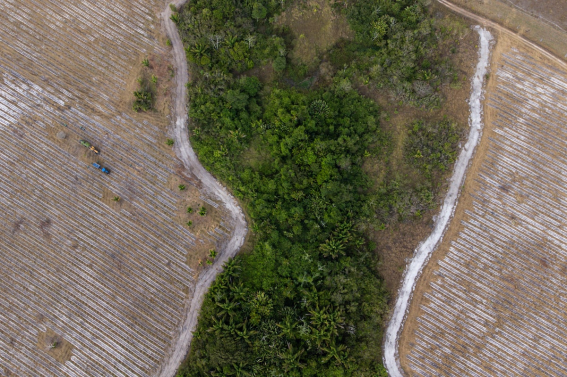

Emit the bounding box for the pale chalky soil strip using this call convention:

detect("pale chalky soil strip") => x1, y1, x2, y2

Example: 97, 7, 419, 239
383, 26, 493, 377
405, 50, 567, 376
0, 0, 233, 376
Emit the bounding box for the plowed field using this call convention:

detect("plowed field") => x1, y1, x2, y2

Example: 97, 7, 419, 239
400, 36, 567, 376
0, 0, 231, 376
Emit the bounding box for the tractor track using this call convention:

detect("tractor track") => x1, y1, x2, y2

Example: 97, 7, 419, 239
157, 1, 248, 376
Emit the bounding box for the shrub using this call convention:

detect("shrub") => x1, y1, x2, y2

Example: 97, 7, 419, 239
166, 138, 174, 146
252, 2, 267, 21
142, 58, 149, 67
405, 119, 461, 174
132, 89, 153, 112
272, 56, 286, 72
178, 184, 186, 190
199, 207, 207, 216
187, 206, 193, 213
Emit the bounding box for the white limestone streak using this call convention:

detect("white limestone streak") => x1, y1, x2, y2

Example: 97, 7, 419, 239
405, 47, 567, 376
383, 26, 493, 377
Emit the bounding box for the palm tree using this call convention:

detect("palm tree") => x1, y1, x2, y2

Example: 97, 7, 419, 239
235, 321, 257, 344
170, 12, 180, 24
319, 237, 345, 259
322, 343, 349, 366
209, 34, 224, 50
224, 258, 241, 278
224, 34, 238, 49
244, 34, 256, 49
310, 327, 331, 349
216, 299, 239, 318
208, 316, 224, 334
279, 344, 305, 371
188, 43, 209, 60
231, 362, 251, 376
222, 317, 242, 335
230, 282, 247, 300
277, 317, 297, 339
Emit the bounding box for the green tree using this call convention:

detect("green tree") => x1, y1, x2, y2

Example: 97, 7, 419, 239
252, 3, 267, 21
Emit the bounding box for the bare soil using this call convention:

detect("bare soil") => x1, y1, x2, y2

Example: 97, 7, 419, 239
448, 0, 567, 60
275, 0, 354, 67
399, 28, 567, 375
362, 8, 478, 297
0, 0, 234, 376
37, 328, 74, 364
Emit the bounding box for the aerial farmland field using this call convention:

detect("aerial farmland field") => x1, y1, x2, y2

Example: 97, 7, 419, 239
396, 33, 567, 376
0, 0, 244, 375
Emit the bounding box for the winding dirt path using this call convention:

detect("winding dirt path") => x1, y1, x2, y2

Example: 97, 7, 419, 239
382, 25, 493, 377
157, 1, 248, 376
383, 1, 567, 376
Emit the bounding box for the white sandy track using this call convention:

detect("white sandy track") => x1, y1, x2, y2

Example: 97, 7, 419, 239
383, 26, 493, 377
157, 1, 248, 376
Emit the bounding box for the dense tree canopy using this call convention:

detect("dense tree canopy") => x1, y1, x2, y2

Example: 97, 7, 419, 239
175, 0, 461, 375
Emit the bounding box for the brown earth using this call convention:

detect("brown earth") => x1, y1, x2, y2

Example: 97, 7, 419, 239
447, 0, 567, 61
275, 0, 354, 67
362, 6, 478, 297
399, 27, 567, 375
37, 328, 74, 364
0, 0, 234, 375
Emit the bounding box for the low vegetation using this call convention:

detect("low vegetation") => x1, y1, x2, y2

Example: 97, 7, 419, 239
176, 0, 464, 375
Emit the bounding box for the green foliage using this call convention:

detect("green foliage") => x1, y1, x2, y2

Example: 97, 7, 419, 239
187, 220, 193, 226
175, 0, 464, 375
166, 138, 175, 146
332, 0, 456, 108
170, 12, 180, 24
179, 66, 392, 375
252, 2, 267, 21
112, 196, 120, 202
166, 39, 172, 46
272, 56, 287, 72
179, 184, 186, 190
142, 58, 149, 67
170, 3, 178, 12
405, 118, 461, 175
132, 88, 153, 112
187, 206, 193, 213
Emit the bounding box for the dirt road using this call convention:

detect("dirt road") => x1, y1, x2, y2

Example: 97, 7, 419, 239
383, 25, 493, 377
156, 1, 248, 376
383, 1, 567, 376
437, 0, 567, 67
